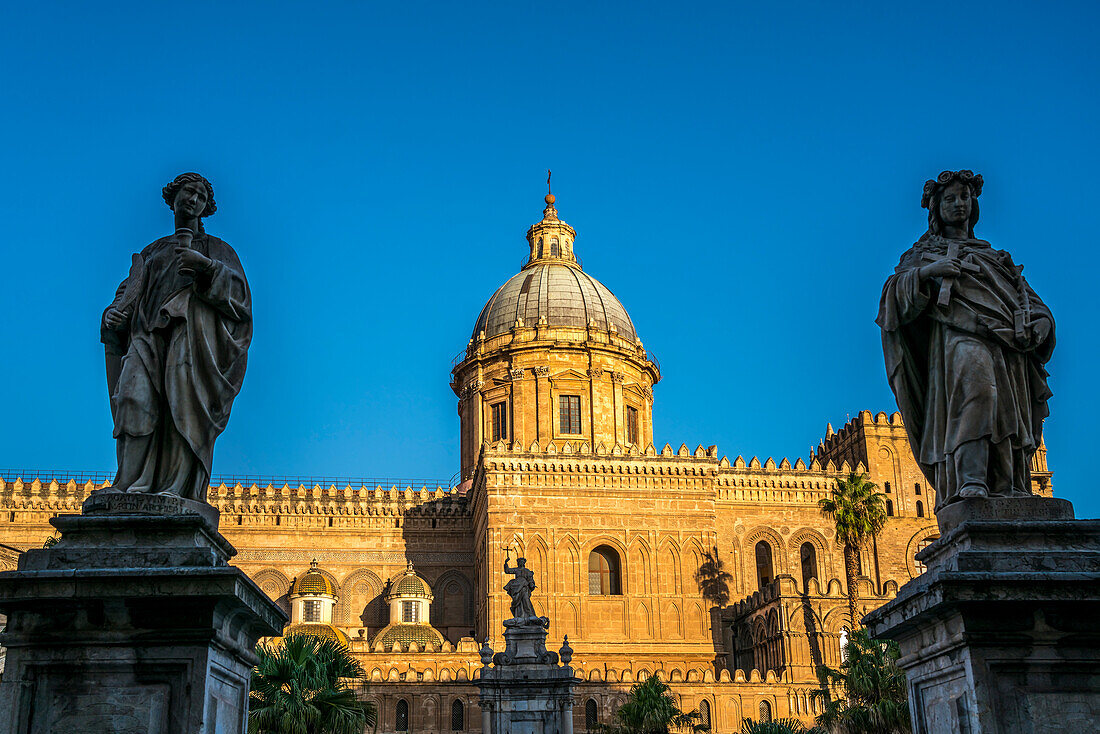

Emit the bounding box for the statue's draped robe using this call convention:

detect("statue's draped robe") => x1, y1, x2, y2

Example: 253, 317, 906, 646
102, 232, 251, 499
504, 566, 538, 620
876, 235, 1053, 509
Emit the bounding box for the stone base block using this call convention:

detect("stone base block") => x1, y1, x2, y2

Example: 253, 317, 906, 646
0, 507, 287, 734
865, 498, 1100, 734
479, 623, 577, 734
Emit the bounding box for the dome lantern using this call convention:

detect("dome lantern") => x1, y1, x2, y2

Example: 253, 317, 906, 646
524, 170, 579, 268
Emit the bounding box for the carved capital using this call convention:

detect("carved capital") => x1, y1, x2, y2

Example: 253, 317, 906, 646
509, 368, 525, 380
587, 367, 604, 379
642, 386, 653, 400
609, 371, 626, 384
533, 366, 551, 378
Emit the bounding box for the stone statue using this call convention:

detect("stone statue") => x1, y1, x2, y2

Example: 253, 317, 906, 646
503, 552, 547, 626
100, 173, 251, 502
876, 170, 1054, 510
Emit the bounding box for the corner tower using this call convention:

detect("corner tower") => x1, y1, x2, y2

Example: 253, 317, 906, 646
452, 187, 661, 480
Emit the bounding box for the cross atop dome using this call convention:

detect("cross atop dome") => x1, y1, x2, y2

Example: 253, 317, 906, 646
524, 173, 579, 269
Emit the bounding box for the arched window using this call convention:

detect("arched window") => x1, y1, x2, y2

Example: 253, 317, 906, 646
551, 237, 560, 257
916, 501, 925, 518
588, 546, 622, 595
758, 700, 772, 722
585, 699, 599, 729
914, 535, 939, 575
885, 499, 894, 516
799, 542, 818, 592
839, 627, 850, 662
451, 699, 465, 731
698, 699, 711, 728
396, 699, 409, 732
537, 237, 544, 258
884, 481, 891, 493
755, 541, 774, 590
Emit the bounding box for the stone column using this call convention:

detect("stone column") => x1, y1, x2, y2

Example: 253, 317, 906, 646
865, 497, 1100, 734
481, 700, 492, 734
561, 697, 575, 734
0, 494, 287, 734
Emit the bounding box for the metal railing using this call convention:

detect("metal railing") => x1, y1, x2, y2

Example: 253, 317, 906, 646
645, 350, 661, 374
0, 470, 458, 491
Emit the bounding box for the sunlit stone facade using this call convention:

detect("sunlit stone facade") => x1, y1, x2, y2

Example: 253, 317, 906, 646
0, 192, 1053, 732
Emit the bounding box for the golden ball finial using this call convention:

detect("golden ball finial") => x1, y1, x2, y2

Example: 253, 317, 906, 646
545, 194, 556, 205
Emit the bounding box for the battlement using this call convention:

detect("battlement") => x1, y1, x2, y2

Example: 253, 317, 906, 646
0, 474, 470, 518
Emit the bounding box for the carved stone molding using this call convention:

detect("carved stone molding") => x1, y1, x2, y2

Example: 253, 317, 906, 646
236, 549, 475, 566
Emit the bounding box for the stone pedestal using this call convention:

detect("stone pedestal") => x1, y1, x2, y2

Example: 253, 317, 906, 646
477, 620, 576, 734
864, 497, 1100, 733
0, 492, 287, 734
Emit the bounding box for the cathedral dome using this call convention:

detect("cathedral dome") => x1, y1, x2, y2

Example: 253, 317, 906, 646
472, 263, 637, 342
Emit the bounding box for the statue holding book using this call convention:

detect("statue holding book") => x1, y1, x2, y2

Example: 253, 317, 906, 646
876, 170, 1054, 510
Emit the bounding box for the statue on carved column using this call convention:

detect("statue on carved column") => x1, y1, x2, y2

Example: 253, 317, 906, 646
99, 173, 251, 502
876, 170, 1054, 510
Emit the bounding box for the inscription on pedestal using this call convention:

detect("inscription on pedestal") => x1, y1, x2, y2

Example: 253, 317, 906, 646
37, 680, 169, 734
81, 491, 219, 528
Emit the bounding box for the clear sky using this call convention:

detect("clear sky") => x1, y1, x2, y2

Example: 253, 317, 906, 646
1, 2, 1097, 516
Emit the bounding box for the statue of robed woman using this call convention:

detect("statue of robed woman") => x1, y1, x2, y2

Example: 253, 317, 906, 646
877, 170, 1054, 510
100, 172, 251, 501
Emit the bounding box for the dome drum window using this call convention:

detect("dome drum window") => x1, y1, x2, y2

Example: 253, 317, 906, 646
559, 395, 582, 435
491, 402, 508, 442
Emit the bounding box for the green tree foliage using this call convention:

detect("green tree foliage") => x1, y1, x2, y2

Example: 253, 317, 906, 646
740, 718, 825, 734
817, 472, 887, 628
814, 628, 910, 734
598, 674, 708, 734
693, 545, 733, 608
248, 633, 377, 734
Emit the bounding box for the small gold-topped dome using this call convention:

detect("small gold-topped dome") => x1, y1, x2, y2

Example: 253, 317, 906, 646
284, 622, 350, 645
374, 623, 444, 649
386, 562, 433, 600
290, 559, 337, 597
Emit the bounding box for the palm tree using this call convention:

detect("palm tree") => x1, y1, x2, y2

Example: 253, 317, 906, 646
599, 674, 708, 734
693, 546, 733, 608
817, 472, 887, 628
814, 627, 910, 734
740, 718, 825, 734
248, 633, 376, 734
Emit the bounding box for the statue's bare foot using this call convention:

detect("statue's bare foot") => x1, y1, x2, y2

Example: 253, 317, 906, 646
958, 484, 989, 499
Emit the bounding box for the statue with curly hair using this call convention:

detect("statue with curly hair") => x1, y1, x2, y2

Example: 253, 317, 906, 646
100, 172, 251, 501
876, 171, 1054, 511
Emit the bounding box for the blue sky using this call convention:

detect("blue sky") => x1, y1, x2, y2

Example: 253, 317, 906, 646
1, 2, 1097, 516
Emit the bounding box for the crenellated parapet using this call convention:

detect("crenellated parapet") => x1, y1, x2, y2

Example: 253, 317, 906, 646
0, 474, 472, 532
